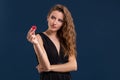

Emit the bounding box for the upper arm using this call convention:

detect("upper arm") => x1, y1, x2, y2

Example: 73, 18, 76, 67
68, 55, 77, 70
68, 55, 76, 62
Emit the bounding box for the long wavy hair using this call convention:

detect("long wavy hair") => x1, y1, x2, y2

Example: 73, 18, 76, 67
47, 4, 77, 57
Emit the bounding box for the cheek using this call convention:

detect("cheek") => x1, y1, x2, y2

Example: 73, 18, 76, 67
47, 19, 51, 25
58, 24, 63, 29
48, 19, 53, 24
59, 23, 63, 27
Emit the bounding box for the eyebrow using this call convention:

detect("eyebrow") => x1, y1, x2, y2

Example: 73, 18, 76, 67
51, 15, 63, 20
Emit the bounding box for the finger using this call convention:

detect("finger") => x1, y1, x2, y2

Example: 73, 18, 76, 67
27, 33, 33, 41
27, 34, 35, 43
27, 28, 37, 41
36, 67, 42, 73
27, 28, 35, 37
27, 32, 31, 40
27, 25, 37, 37
30, 25, 37, 34
27, 27, 33, 36
39, 68, 44, 73
36, 64, 40, 69
29, 35, 35, 42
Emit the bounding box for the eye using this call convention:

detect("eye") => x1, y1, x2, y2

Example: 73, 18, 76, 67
58, 19, 64, 23
51, 16, 56, 19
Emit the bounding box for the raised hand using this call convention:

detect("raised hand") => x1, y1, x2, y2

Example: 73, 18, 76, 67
27, 26, 38, 45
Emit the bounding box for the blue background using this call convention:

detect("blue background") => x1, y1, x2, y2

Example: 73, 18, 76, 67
0, 0, 120, 80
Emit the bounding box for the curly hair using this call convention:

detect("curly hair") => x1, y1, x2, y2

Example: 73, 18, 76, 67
47, 4, 77, 57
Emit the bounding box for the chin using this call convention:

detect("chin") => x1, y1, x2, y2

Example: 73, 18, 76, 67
50, 29, 59, 32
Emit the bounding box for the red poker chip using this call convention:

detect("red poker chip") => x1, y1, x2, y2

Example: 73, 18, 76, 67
31, 25, 37, 30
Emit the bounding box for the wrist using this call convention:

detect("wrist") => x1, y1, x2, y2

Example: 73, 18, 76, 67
43, 65, 52, 72
49, 65, 54, 71
33, 43, 39, 46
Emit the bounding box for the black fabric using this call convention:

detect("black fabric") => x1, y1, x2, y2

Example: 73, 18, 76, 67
38, 33, 71, 80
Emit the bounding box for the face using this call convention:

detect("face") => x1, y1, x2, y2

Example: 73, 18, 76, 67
47, 10, 64, 32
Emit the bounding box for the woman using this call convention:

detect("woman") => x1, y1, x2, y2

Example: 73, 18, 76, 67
27, 4, 77, 80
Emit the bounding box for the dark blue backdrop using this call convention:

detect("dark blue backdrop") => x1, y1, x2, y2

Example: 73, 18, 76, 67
0, 0, 120, 80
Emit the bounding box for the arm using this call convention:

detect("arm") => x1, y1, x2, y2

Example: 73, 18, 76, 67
50, 55, 77, 72
37, 55, 77, 73
33, 34, 51, 70
27, 28, 51, 70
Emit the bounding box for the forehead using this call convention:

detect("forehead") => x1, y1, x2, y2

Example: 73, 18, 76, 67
50, 10, 64, 19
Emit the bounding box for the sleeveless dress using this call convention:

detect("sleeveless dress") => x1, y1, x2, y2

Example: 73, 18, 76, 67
39, 33, 71, 80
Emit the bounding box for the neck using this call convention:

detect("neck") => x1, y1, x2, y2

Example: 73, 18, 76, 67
45, 30, 57, 37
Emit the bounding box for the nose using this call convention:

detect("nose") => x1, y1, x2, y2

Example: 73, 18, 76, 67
53, 20, 57, 24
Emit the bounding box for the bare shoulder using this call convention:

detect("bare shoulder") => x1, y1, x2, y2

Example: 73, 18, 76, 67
36, 33, 43, 45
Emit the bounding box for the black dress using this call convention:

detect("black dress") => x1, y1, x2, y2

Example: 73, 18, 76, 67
39, 33, 71, 80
